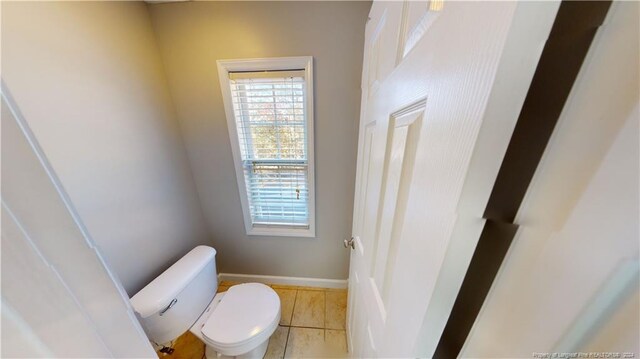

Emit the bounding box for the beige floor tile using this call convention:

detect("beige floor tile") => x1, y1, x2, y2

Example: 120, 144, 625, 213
273, 288, 297, 325
324, 330, 348, 358
284, 328, 349, 359
291, 290, 325, 328
284, 327, 324, 358
156, 331, 204, 359
264, 326, 290, 359
325, 291, 347, 330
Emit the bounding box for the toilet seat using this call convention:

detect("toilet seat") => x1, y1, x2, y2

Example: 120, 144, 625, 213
199, 283, 280, 356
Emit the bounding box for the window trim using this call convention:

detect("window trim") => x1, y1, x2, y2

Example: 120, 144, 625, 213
217, 56, 316, 238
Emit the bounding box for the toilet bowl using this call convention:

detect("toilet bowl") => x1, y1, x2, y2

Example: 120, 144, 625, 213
129, 246, 280, 359
190, 283, 280, 358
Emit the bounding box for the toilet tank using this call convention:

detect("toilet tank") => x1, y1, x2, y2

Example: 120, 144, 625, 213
130, 246, 218, 345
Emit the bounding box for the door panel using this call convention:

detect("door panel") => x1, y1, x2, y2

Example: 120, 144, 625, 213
354, 122, 377, 237
370, 101, 424, 319
462, 3, 639, 355
397, 1, 443, 61
378, 103, 424, 305
347, 1, 558, 357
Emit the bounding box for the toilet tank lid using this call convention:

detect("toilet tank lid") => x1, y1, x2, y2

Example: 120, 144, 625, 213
130, 245, 216, 318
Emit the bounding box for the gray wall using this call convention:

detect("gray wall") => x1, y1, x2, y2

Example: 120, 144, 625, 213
148, 1, 370, 279
1, 1, 210, 294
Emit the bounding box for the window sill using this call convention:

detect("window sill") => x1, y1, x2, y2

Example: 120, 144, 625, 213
246, 224, 315, 238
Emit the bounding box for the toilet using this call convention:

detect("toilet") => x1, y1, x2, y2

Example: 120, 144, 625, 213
130, 246, 280, 359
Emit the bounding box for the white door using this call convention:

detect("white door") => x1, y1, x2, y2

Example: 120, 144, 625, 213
345, 1, 559, 357
461, 2, 640, 355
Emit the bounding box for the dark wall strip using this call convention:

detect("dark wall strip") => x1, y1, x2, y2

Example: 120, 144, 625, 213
483, 0, 612, 223
433, 220, 519, 358
433, 1, 612, 358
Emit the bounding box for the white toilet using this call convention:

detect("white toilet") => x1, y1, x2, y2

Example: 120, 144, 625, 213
130, 246, 280, 359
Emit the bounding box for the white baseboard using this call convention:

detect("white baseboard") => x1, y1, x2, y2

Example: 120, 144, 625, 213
218, 273, 348, 289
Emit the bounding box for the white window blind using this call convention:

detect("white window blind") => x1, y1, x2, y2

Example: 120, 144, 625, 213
229, 70, 310, 227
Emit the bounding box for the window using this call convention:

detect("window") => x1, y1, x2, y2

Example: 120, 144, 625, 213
217, 57, 315, 237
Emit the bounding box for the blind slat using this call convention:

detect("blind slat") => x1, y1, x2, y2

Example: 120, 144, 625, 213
230, 74, 310, 226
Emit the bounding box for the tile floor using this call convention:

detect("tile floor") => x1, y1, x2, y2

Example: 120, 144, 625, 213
156, 281, 348, 359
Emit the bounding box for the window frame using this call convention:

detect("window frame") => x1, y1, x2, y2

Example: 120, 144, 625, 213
217, 56, 316, 238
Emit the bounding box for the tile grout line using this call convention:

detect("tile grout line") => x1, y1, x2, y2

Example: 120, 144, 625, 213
285, 325, 336, 330
282, 289, 298, 359
324, 290, 328, 330
282, 326, 291, 359
284, 324, 348, 330
290, 289, 299, 326
323, 291, 327, 347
